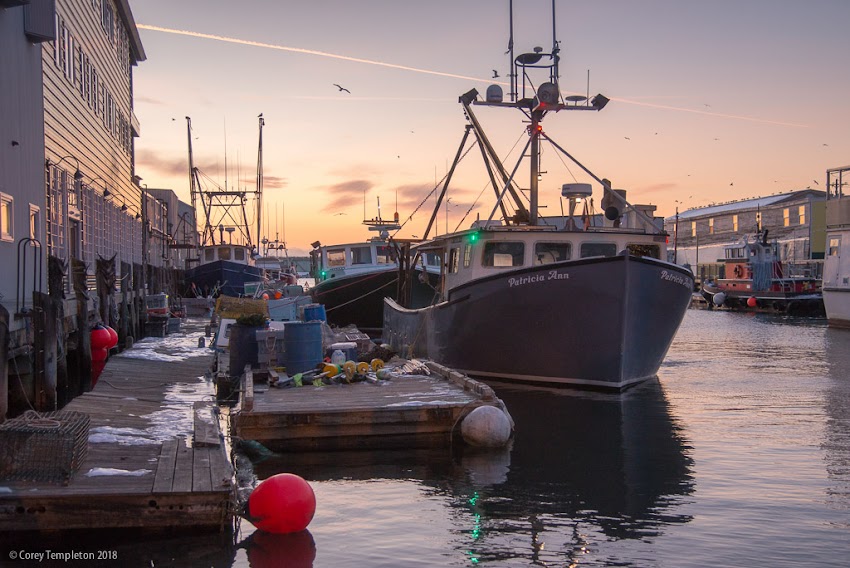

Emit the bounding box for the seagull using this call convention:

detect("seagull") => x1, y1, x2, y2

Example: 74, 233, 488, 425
813, 180, 819, 185
333, 84, 350, 94
823, 143, 829, 146
11, 140, 19, 147
624, 137, 631, 140
333, 212, 346, 216
492, 70, 499, 78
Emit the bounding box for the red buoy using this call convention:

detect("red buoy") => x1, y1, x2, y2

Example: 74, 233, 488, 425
246, 529, 316, 568
91, 360, 106, 386
106, 326, 119, 348
90, 324, 111, 350
91, 347, 108, 362
247, 473, 316, 534
747, 296, 757, 308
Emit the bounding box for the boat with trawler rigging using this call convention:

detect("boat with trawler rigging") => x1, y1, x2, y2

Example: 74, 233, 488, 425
382, 1, 693, 391
184, 116, 265, 297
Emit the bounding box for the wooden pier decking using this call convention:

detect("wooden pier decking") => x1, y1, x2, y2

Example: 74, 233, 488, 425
0, 320, 233, 533
234, 361, 507, 452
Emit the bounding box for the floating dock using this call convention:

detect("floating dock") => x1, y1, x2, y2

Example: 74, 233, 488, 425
234, 361, 507, 452
0, 321, 233, 534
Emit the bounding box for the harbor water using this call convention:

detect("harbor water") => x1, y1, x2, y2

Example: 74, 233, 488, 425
3, 309, 849, 567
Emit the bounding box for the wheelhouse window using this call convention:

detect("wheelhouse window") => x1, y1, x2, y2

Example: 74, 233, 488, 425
463, 244, 472, 268
580, 242, 617, 258
204, 248, 215, 261
234, 247, 245, 261
482, 241, 524, 268
218, 247, 231, 261
351, 246, 372, 265
327, 249, 345, 267
376, 245, 393, 264
448, 247, 460, 273
424, 252, 441, 268
626, 243, 660, 259
534, 242, 571, 265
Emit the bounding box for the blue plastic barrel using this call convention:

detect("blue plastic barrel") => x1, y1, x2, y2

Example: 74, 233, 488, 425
303, 303, 327, 322
284, 321, 323, 374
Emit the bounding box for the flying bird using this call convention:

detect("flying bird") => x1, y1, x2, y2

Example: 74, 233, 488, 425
624, 137, 631, 140
492, 70, 499, 78
333, 84, 350, 93
333, 212, 346, 216
813, 180, 819, 185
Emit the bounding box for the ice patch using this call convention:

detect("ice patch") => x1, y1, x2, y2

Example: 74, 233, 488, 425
0, 487, 12, 493
89, 426, 157, 445
85, 468, 151, 477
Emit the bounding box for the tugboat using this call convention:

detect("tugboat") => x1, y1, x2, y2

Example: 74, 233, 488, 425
701, 229, 824, 315
382, 1, 693, 391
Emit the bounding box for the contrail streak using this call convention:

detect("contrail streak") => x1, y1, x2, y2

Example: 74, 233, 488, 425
136, 24, 483, 83
137, 24, 807, 128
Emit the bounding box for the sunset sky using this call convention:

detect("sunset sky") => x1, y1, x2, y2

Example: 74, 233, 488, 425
128, 0, 850, 255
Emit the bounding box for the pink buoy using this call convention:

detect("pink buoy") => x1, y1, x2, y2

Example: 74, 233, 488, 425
90, 324, 111, 350
106, 326, 119, 348
747, 296, 757, 308
247, 473, 316, 534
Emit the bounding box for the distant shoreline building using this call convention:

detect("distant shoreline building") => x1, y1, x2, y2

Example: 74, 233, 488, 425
664, 189, 826, 282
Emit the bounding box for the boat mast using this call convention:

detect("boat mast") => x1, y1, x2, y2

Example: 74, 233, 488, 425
256, 114, 264, 251
186, 116, 197, 228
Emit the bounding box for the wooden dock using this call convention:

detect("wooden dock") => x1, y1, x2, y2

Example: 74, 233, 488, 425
0, 320, 233, 533
234, 361, 508, 452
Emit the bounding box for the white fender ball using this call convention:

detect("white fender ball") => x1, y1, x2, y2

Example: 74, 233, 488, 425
461, 405, 512, 448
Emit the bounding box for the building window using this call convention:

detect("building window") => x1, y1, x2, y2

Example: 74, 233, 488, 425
1, 193, 14, 242
733, 214, 738, 232
783, 208, 790, 227
799, 205, 806, 225
29, 205, 40, 241
691, 221, 696, 237
829, 237, 841, 256
756, 211, 762, 230
708, 218, 714, 234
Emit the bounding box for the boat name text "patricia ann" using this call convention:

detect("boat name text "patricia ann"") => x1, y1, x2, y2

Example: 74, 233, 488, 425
660, 270, 693, 289
508, 270, 570, 288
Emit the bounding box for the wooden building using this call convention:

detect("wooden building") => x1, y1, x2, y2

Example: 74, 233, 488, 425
664, 190, 827, 282
0, 0, 188, 420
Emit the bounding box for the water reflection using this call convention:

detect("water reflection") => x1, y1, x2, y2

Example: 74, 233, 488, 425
823, 328, 850, 519
240, 529, 316, 568
254, 378, 693, 565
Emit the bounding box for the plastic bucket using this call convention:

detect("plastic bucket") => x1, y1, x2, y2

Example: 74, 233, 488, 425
302, 303, 327, 322
284, 321, 323, 374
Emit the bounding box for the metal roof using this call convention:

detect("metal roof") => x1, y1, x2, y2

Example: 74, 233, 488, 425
665, 190, 823, 222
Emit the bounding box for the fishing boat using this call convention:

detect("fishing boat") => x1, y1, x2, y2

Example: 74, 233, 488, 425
700, 229, 823, 315
823, 165, 850, 327
309, 212, 440, 335
382, 2, 693, 390
184, 116, 265, 297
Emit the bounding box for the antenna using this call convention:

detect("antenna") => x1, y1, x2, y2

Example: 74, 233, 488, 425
223, 117, 228, 191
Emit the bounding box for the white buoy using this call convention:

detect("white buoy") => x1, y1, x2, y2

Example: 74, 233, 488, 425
461, 405, 512, 448
713, 292, 726, 306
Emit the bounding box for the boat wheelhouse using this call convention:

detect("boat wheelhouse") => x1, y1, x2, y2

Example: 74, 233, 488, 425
185, 243, 264, 298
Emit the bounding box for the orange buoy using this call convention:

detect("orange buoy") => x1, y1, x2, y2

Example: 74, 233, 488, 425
747, 296, 757, 308
247, 473, 316, 534
274, 290, 283, 299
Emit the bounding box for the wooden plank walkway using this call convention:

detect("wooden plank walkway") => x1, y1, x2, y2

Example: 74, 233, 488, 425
234, 361, 506, 452
0, 319, 233, 533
